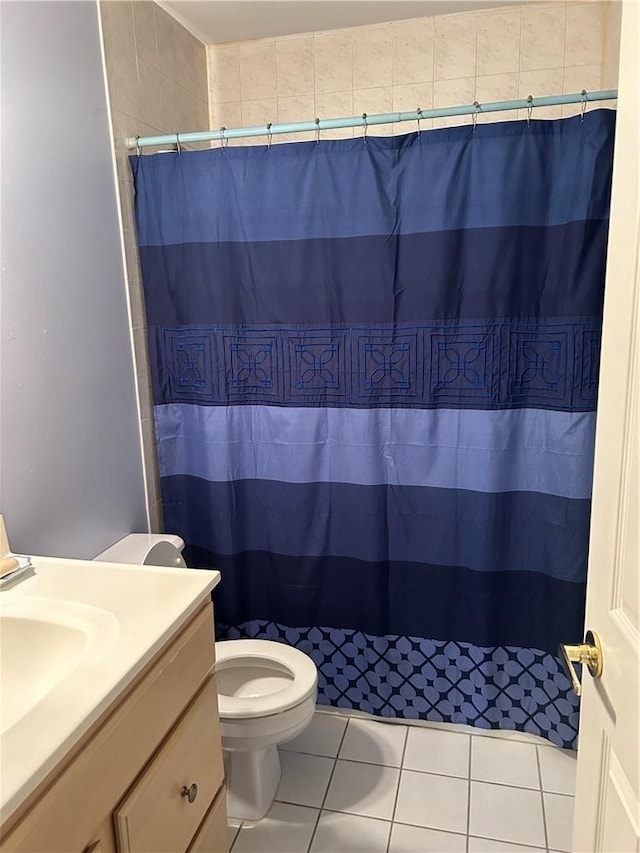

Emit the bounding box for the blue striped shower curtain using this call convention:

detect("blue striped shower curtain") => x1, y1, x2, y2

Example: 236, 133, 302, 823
132, 111, 615, 749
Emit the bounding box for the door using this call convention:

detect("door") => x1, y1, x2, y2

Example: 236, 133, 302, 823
571, 2, 639, 851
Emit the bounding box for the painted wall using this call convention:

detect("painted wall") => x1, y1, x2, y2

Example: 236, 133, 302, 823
208, 1, 616, 141
0, 1, 147, 557
100, 0, 209, 532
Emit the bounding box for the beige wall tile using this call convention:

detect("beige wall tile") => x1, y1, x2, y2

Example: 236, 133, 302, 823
314, 90, 354, 138
520, 5, 567, 71
476, 10, 521, 77
239, 39, 277, 100
208, 44, 241, 103
137, 58, 164, 129
562, 63, 602, 115
278, 94, 314, 142
475, 71, 518, 101
104, 33, 139, 119
518, 67, 564, 118
276, 37, 314, 97
101, 1, 135, 54
393, 82, 434, 132
158, 74, 179, 130
433, 76, 475, 127
565, 3, 604, 67
475, 72, 518, 121
354, 86, 393, 135
242, 97, 278, 143
210, 101, 243, 136
128, 269, 147, 331
192, 43, 208, 103
392, 18, 434, 85
434, 13, 477, 81
132, 1, 158, 70
149, 499, 164, 533
154, 4, 177, 79
174, 23, 197, 92
353, 26, 393, 90
314, 31, 353, 94
177, 86, 202, 132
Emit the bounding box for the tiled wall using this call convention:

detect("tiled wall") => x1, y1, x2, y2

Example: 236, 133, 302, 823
100, 1, 210, 531
208, 1, 617, 142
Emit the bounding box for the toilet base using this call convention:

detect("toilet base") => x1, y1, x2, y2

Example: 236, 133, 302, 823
225, 745, 282, 821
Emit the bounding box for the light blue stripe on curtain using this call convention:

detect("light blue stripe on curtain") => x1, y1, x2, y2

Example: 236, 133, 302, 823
155, 404, 596, 499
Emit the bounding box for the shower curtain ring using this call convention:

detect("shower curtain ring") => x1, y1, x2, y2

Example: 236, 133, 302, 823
526, 95, 533, 127
266, 122, 273, 149
472, 101, 480, 132
416, 107, 423, 137
580, 89, 588, 122
176, 132, 182, 154
362, 113, 368, 144
135, 136, 141, 158
220, 126, 228, 151
315, 117, 321, 144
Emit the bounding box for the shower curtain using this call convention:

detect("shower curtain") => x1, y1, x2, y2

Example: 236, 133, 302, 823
132, 111, 615, 749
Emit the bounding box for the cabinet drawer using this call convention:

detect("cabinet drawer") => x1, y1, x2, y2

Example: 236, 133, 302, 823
114, 677, 224, 853
188, 787, 228, 853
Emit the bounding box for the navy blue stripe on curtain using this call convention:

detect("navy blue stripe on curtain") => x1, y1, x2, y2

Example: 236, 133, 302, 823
132, 111, 616, 750
184, 544, 586, 654
138, 221, 609, 327
162, 475, 590, 583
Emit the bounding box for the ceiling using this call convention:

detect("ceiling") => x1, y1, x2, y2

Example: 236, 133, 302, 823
159, 0, 512, 45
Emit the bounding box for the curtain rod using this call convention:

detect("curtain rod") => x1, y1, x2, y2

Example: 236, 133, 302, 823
126, 89, 617, 150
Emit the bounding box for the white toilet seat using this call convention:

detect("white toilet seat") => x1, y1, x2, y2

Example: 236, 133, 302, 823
216, 640, 317, 720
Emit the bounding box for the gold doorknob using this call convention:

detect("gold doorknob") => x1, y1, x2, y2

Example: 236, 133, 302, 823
559, 630, 603, 696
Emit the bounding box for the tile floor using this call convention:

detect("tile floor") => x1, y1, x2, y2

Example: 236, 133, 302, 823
228, 709, 577, 853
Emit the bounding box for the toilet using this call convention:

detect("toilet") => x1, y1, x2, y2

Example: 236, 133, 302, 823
94, 534, 319, 822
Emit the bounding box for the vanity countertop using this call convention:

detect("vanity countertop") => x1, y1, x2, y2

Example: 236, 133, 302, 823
0, 555, 220, 824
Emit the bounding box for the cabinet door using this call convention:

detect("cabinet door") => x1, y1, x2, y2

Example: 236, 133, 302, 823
114, 677, 224, 853
188, 788, 228, 853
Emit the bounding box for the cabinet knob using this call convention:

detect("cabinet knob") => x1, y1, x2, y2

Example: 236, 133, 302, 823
181, 782, 198, 804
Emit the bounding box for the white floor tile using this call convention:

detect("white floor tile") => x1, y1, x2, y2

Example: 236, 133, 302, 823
403, 726, 470, 778
394, 770, 469, 834
276, 751, 335, 808
538, 746, 577, 795
310, 811, 390, 853
232, 802, 319, 853
339, 717, 407, 767
544, 792, 575, 852
469, 837, 546, 852
323, 759, 400, 820
390, 823, 467, 852
471, 735, 540, 789
282, 712, 348, 758
469, 781, 546, 848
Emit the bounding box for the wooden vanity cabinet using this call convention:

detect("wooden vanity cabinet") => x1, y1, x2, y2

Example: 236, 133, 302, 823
0, 601, 228, 853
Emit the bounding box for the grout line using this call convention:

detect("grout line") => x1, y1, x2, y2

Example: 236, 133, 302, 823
306, 716, 351, 852
387, 726, 409, 851
536, 746, 551, 852
470, 832, 547, 851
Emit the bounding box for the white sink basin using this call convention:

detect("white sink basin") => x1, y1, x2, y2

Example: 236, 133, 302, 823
0, 597, 119, 735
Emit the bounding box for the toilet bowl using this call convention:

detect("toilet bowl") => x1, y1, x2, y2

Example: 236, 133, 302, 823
216, 639, 318, 821
94, 534, 319, 822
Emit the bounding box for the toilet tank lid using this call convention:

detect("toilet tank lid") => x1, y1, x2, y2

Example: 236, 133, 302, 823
93, 533, 185, 564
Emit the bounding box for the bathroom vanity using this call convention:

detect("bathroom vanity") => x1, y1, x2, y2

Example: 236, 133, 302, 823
0, 555, 226, 853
